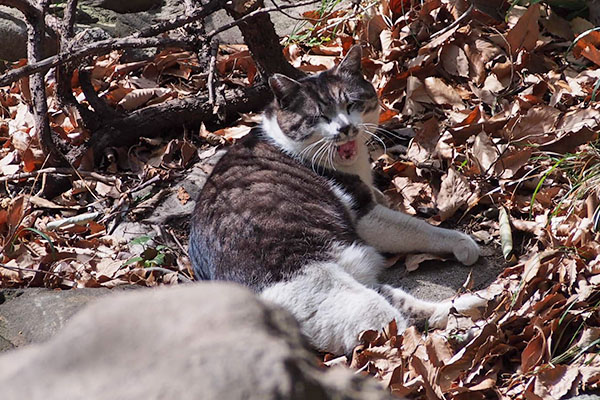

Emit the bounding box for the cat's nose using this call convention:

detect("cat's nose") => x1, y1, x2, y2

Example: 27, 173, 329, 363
338, 125, 357, 138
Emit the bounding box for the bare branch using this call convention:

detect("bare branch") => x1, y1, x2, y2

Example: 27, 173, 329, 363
89, 83, 272, 159
62, 0, 78, 38
0, 36, 198, 87
0, 0, 227, 87
0, 0, 319, 87
0, 167, 118, 184
223, 0, 310, 79
0, 0, 38, 19
0, 0, 60, 35
55, 0, 89, 127
25, 0, 64, 166
207, 38, 219, 105
78, 68, 120, 118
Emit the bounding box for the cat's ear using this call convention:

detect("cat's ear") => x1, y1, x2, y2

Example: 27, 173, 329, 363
336, 45, 363, 76
269, 74, 301, 104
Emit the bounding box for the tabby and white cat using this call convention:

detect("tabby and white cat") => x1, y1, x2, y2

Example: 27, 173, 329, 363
189, 46, 483, 355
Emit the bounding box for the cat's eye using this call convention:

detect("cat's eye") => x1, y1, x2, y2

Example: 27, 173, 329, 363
346, 102, 356, 113
320, 114, 332, 123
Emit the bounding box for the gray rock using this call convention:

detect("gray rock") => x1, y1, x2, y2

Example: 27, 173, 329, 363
82, 0, 162, 14
0, 6, 58, 62
0, 7, 27, 61
206, 0, 319, 44
0, 287, 124, 351
0, 283, 395, 400
78, 4, 159, 37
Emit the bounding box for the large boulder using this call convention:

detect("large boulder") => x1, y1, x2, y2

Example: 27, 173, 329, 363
0, 283, 394, 400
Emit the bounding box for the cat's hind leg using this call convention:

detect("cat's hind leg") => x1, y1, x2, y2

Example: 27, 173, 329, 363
379, 284, 487, 329
260, 263, 407, 355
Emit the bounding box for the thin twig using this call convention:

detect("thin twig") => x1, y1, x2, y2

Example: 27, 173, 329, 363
0, 167, 118, 184
430, 3, 474, 39
127, 175, 161, 195
269, 0, 329, 22
142, 267, 193, 283
207, 38, 219, 105
0, 263, 69, 280
0, 36, 198, 87
167, 228, 187, 255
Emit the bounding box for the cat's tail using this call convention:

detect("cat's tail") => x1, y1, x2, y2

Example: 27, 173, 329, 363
188, 227, 213, 280
379, 284, 487, 329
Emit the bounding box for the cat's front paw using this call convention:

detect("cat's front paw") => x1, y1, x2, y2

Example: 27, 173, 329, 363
452, 233, 480, 266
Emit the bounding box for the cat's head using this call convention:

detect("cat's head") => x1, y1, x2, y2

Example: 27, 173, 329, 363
262, 46, 380, 169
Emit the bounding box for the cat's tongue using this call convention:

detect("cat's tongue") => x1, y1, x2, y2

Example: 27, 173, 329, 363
337, 140, 357, 160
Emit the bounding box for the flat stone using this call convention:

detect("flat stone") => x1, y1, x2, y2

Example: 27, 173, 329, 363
0, 287, 134, 351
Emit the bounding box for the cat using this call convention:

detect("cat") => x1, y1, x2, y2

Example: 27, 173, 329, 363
189, 45, 484, 355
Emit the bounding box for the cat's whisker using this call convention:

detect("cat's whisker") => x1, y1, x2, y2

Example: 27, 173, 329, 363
298, 138, 325, 161
316, 141, 333, 172
361, 129, 387, 155
328, 143, 336, 171
322, 141, 335, 171
360, 123, 406, 142
311, 140, 329, 173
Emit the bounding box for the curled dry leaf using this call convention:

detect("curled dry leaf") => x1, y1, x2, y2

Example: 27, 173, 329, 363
440, 43, 470, 78
505, 4, 540, 56
118, 88, 174, 111
407, 117, 440, 164
498, 207, 513, 261
423, 77, 465, 110
436, 168, 472, 221
404, 253, 445, 272
534, 365, 579, 400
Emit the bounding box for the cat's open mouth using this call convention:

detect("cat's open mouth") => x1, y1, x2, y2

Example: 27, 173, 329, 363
335, 140, 358, 164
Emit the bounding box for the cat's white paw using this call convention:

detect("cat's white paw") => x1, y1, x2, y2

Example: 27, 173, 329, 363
428, 294, 488, 329
452, 233, 480, 266
428, 306, 450, 329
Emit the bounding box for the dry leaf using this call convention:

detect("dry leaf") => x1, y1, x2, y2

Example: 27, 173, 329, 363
436, 168, 471, 221
405, 253, 445, 272
506, 4, 540, 56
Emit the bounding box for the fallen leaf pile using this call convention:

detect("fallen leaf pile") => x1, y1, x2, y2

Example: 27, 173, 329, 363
299, 0, 600, 398
1, 0, 600, 397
